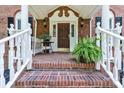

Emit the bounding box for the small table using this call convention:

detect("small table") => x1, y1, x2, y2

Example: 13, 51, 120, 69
41, 41, 54, 53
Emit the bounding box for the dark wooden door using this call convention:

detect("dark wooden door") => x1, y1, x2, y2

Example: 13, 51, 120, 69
58, 23, 70, 48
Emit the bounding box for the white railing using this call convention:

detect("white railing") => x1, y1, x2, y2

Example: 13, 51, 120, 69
0, 24, 32, 88
96, 22, 124, 88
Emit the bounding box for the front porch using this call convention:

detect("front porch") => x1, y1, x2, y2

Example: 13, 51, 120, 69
0, 5, 124, 88
15, 53, 115, 88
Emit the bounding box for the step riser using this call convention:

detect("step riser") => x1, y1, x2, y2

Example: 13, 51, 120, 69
15, 82, 115, 88
15, 81, 114, 88
33, 63, 95, 69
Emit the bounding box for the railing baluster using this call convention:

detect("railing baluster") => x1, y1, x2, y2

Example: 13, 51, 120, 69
106, 34, 110, 72
16, 36, 21, 71
113, 23, 122, 81
113, 37, 119, 81
0, 43, 5, 87
21, 33, 26, 64
122, 40, 124, 87
8, 24, 15, 81
8, 39, 15, 81
96, 22, 101, 70
27, 23, 32, 70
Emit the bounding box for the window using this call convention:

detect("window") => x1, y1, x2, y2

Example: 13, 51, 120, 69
53, 24, 56, 37
109, 11, 114, 29
71, 24, 75, 37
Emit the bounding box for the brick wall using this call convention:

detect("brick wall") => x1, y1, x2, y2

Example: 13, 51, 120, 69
36, 18, 49, 37
78, 18, 90, 39
0, 5, 20, 39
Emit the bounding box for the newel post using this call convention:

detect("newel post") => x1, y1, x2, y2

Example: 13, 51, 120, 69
0, 43, 5, 87
27, 23, 32, 70
95, 22, 101, 70
113, 23, 122, 81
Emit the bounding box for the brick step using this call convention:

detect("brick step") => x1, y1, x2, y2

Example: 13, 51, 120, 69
32, 62, 95, 69
15, 70, 115, 88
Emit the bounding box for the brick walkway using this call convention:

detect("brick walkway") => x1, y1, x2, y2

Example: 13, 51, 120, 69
15, 53, 115, 88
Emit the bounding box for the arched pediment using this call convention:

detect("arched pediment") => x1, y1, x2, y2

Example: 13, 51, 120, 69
48, 6, 79, 17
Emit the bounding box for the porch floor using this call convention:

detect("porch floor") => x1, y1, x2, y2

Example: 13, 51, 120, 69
15, 53, 115, 88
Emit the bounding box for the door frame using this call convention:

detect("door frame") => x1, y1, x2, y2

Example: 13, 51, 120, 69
49, 10, 78, 52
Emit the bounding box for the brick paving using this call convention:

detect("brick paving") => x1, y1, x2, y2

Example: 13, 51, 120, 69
15, 53, 115, 88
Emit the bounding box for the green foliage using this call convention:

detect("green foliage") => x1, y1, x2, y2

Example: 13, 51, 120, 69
38, 33, 51, 41
72, 37, 102, 63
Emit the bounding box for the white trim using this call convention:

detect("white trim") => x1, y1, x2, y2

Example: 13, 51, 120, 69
90, 17, 93, 37
49, 10, 78, 52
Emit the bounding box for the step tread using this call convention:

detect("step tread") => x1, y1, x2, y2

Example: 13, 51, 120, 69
15, 70, 115, 88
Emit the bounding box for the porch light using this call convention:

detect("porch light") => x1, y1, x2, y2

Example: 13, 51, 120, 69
43, 18, 47, 28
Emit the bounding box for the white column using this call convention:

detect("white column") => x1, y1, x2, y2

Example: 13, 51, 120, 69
21, 5, 29, 64
21, 5, 28, 30
101, 5, 110, 64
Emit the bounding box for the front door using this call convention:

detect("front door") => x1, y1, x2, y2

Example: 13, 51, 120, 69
58, 23, 70, 51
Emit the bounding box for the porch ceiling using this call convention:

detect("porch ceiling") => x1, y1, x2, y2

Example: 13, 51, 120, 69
29, 5, 102, 19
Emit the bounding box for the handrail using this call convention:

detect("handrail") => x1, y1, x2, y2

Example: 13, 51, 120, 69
0, 29, 29, 44
98, 27, 124, 41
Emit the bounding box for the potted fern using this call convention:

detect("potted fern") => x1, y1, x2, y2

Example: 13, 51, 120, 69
38, 33, 51, 42
72, 37, 102, 69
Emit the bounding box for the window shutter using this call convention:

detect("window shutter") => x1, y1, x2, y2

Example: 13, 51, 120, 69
28, 17, 33, 29
95, 17, 101, 27
8, 17, 14, 36
28, 17, 33, 36
115, 16, 122, 26
8, 17, 14, 28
